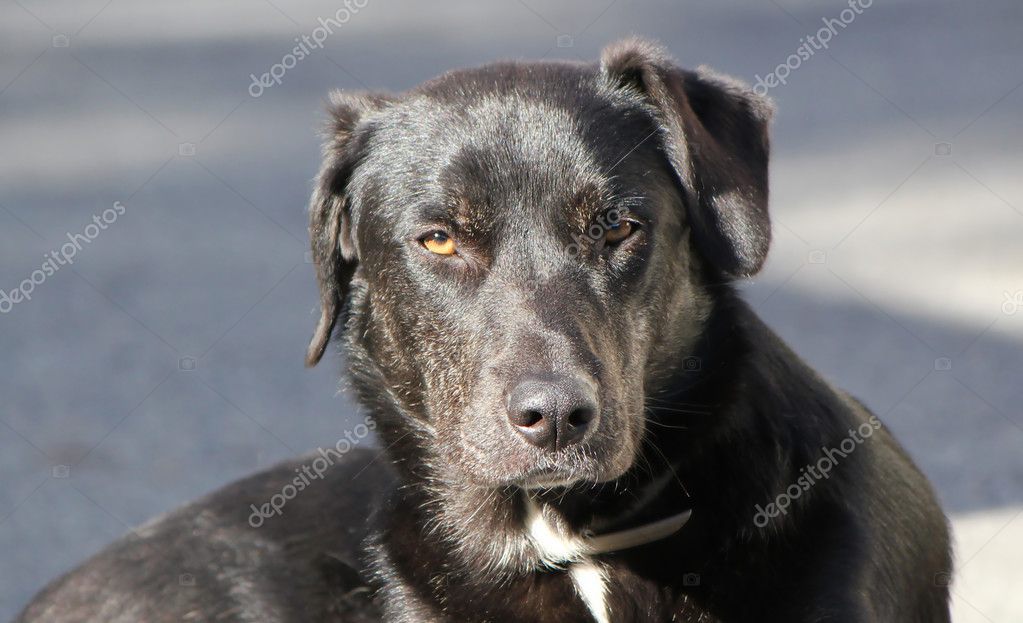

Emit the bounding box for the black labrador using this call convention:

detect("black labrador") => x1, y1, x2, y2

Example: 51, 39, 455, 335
17, 38, 952, 622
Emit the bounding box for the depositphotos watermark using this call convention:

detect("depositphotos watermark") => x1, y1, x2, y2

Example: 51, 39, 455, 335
248, 0, 368, 98
753, 414, 881, 528
564, 208, 624, 259
752, 0, 874, 96
248, 416, 376, 527
1, 201, 127, 314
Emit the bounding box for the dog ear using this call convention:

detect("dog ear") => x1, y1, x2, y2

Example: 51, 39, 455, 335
600, 38, 774, 277
306, 91, 392, 367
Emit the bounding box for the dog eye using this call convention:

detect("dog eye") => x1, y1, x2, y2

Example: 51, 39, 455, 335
604, 221, 635, 245
421, 231, 457, 255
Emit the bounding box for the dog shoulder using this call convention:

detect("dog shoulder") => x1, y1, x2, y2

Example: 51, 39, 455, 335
16, 448, 390, 623
728, 301, 952, 617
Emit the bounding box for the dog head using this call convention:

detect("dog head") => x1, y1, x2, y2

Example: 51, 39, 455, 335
306, 38, 772, 492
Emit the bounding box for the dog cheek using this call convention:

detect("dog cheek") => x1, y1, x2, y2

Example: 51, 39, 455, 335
430, 366, 513, 482
616, 386, 649, 477
385, 293, 480, 421
447, 415, 517, 486
350, 290, 430, 416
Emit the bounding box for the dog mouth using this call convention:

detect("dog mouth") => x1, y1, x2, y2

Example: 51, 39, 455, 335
513, 467, 587, 490
455, 438, 604, 489
486, 444, 633, 491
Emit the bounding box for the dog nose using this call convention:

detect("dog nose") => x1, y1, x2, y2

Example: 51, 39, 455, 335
506, 374, 598, 451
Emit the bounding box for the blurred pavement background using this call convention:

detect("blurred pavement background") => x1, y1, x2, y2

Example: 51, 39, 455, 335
1, 1, 1021, 620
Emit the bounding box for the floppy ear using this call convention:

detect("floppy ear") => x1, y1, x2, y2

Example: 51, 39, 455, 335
306, 91, 391, 367
600, 38, 774, 277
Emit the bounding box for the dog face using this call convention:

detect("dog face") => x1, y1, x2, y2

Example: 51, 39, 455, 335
306, 39, 772, 491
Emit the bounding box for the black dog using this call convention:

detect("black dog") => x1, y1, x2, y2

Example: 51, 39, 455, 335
18, 38, 951, 622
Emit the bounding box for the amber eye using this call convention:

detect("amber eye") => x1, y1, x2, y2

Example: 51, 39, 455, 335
604, 221, 634, 245
422, 231, 457, 255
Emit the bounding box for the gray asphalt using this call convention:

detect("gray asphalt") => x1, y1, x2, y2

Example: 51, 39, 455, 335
1, 1, 1021, 620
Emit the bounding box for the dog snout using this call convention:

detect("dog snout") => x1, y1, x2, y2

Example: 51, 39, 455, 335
506, 373, 598, 452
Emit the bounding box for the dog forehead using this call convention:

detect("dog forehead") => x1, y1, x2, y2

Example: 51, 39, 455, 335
349, 62, 672, 243
361, 71, 658, 220
377, 95, 600, 174
378, 63, 638, 162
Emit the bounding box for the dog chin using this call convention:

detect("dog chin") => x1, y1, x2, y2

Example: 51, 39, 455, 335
452, 434, 638, 490
499, 455, 635, 491
515, 472, 585, 491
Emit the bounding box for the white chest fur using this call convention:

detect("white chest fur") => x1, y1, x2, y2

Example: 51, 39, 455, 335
522, 498, 692, 621
524, 498, 590, 565
524, 499, 609, 622
569, 560, 610, 623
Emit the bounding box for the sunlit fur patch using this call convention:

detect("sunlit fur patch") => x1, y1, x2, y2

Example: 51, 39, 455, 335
524, 497, 589, 566
570, 561, 610, 623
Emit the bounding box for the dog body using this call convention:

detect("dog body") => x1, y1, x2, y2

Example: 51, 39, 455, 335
18, 39, 951, 622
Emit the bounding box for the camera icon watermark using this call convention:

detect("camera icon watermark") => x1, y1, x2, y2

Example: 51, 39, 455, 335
1002, 290, 1023, 315
556, 34, 574, 48
178, 142, 196, 157
808, 249, 827, 265
682, 573, 701, 587
934, 357, 952, 371
51, 465, 71, 479
178, 573, 196, 587
52, 34, 71, 48
933, 571, 952, 587
934, 142, 952, 157
682, 356, 702, 372
178, 356, 197, 371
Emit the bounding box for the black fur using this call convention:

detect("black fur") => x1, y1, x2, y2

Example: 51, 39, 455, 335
18, 38, 951, 622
